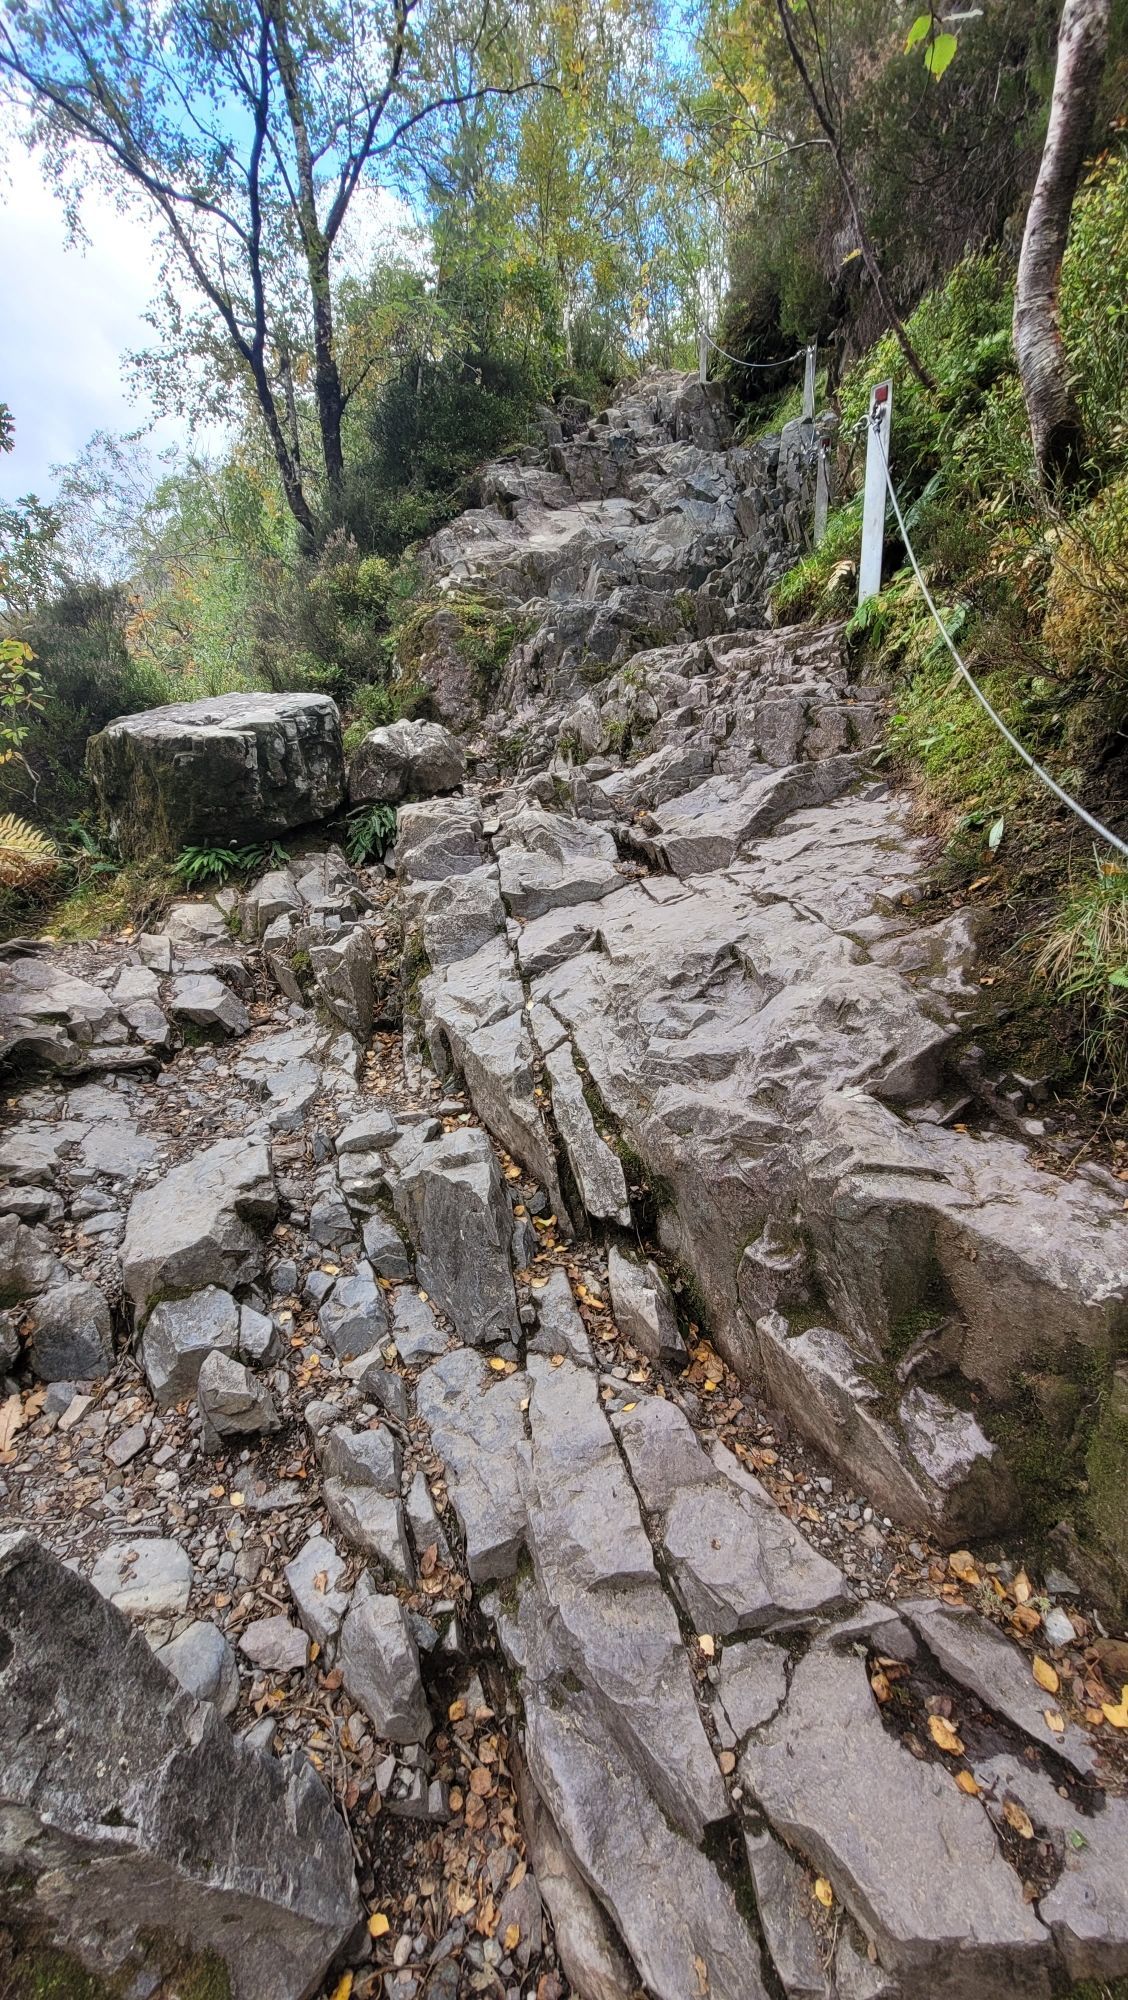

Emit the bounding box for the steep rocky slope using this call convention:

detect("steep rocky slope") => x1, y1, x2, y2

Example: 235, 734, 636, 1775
1, 371, 1127, 2000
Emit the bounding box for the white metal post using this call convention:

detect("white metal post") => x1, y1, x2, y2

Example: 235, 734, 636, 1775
802, 341, 817, 421
814, 436, 831, 547
699, 331, 709, 386
858, 380, 892, 605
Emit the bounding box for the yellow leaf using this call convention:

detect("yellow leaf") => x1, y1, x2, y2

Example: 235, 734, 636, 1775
1100, 1683, 1128, 1729
488, 1357, 512, 1372
622, 1401, 637, 1412
448, 1698, 467, 1722
928, 1714, 965, 1755
870, 1670, 892, 1704
698, 1634, 716, 1659
956, 1769, 980, 1795
368, 1913, 390, 1937
948, 1550, 980, 1586
503, 1923, 521, 1951
1002, 1799, 1034, 1840
1044, 1708, 1065, 1734
330, 1974, 353, 2000
813, 1877, 834, 1908
1032, 1656, 1060, 1695
230, 1490, 245, 1508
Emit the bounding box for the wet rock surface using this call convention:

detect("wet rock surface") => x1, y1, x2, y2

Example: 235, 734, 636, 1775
2, 369, 1128, 2000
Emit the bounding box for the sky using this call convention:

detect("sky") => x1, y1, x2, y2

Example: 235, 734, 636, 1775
0, 138, 419, 509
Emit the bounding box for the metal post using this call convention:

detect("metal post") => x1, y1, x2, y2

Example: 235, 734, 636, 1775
698, 330, 709, 386
813, 435, 832, 547
802, 341, 817, 421
858, 380, 892, 605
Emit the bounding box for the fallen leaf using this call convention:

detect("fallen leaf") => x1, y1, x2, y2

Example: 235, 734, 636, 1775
469, 1766, 493, 1796
813, 1877, 834, 1909
0, 1394, 25, 1454
504, 1923, 521, 1952
330, 1975, 353, 2000
1044, 1708, 1065, 1735
1032, 1656, 1060, 1695
1100, 1684, 1128, 1729
718, 1749, 736, 1774
955, 1769, 980, 1796
1002, 1799, 1034, 1840
230, 1491, 245, 1508
928, 1715, 965, 1755
1013, 1569, 1032, 1605
1011, 1604, 1042, 1636
870, 1670, 892, 1704
368, 1913, 390, 1938
948, 1550, 980, 1586
697, 1634, 715, 1659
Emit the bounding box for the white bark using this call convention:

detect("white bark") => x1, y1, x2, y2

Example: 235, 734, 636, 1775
1014, 0, 1111, 485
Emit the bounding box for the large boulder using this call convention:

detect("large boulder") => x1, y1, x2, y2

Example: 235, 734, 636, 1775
0, 1531, 360, 1996
347, 719, 465, 806
87, 692, 345, 858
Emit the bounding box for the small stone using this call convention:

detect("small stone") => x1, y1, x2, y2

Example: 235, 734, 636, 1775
337, 1574, 431, 1744
197, 1350, 280, 1447
155, 1618, 240, 1715
238, 1613, 309, 1673
107, 1421, 147, 1468
26, 1280, 113, 1383
362, 1212, 413, 1280
320, 1422, 402, 1496
90, 1537, 193, 1620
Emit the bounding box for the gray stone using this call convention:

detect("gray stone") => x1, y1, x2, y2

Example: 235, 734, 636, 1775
543, 1039, 630, 1226
308, 1185, 353, 1247
527, 1265, 593, 1368
614, 1397, 849, 1636
348, 719, 465, 806
338, 1107, 400, 1154
607, 1246, 685, 1363
323, 1480, 413, 1583
155, 1618, 239, 1716
122, 1138, 276, 1310
0, 1213, 67, 1306
974, 1753, 1128, 1982
238, 1301, 279, 1365
320, 1421, 402, 1495
309, 924, 377, 1039
349, 1361, 412, 1424
901, 1598, 1096, 1777
513, 1758, 639, 2000
285, 1534, 351, 1654
496, 808, 620, 919
106, 1420, 147, 1467
715, 1639, 790, 1739
240, 867, 303, 940
87, 691, 345, 857
362, 1210, 413, 1279
141, 1286, 241, 1408
391, 1127, 520, 1347
390, 1288, 447, 1363
337, 1574, 431, 1744
744, 1827, 829, 2000
0, 1531, 358, 1998
25, 1279, 113, 1382
90, 1537, 193, 1620
197, 1350, 280, 1446
405, 1469, 452, 1566
740, 1647, 1052, 1997
416, 1348, 530, 1582
168, 973, 250, 1037
318, 1263, 387, 1360
238, 1613, 309, 1673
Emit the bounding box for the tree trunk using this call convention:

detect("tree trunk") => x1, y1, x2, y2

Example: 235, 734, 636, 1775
309, 248, 346, 502
1014, 0, 1110, 486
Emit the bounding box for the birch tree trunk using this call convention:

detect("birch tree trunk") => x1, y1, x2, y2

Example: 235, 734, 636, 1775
1014, 0, 1111, 486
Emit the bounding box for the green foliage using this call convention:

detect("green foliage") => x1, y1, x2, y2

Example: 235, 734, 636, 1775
173, 840, 288, 889
1037, 867, 1128, 1091
0, 636, 44, 766
344, 803, 397, 864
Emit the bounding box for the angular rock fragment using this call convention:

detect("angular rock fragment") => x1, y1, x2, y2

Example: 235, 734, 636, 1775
122, 1137, 276, 1310
318, 1263, 387, 1360
744, 1827, 829, 2000
405, 1468, 452, 1566
155, 1618, 240, 1716
323, 1480, 413, 1583
197, 1350, 280, 1447
320, 1421, 402, 1495
715, 1639, 790, 1739
390, 1287, 447, 1363
286, 1534, 352, 1653
543, 1039, 630, 1225
614, 1397, 849, 1636
391, 1127, 520, 1347
527, 1265, 593, 1368
607, 1246, 685, 1362
362, 1209, 413, 1278
25, 1278, 113, 1381
337, 1574, 431, 1744
140, 1286, 241, 1408
514, 1757, 639, 2000
90, 1537, 193, 1621
348, 718, 465, 805
0, 1531, 358, 1998
416, 1348, 530, 1581
168, 972, 250, 1036
901, 1598, 1096, 1777
238, 1613, 310, 1673
740, 1646, 1052, 1997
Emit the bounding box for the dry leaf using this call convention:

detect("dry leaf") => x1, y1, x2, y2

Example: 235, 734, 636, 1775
697, 1634, 715, 1659
948, 1550, 980, 1586
0, 1394, 25, 1454
870, 1670, 892, 1704
469, 1766, 493, 1796
1013, 1570, 1032, 1604
928, 1715, 965, 1755
1011, 1604, 1042, 1636
1032, 1656, 1060, 1695
718, 1750, 736, 1775
504, 1923, 521, 1952
1043, 1709, 1065, 1734
693, 1954, 709, 1996
1100, 1683, 1128, 1729
955, 1770, 980, 1796
813, 1878, 834, 1909
368, 1913, 390, 1938
1002, 1799, 1034, 1840
330, 1975, 353, 2000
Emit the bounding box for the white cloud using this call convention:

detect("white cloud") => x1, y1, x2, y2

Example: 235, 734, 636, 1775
0, 143, 213, 503
0, 143, 421, 507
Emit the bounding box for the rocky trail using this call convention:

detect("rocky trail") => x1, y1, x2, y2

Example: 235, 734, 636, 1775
2, 370, 1128, 2000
